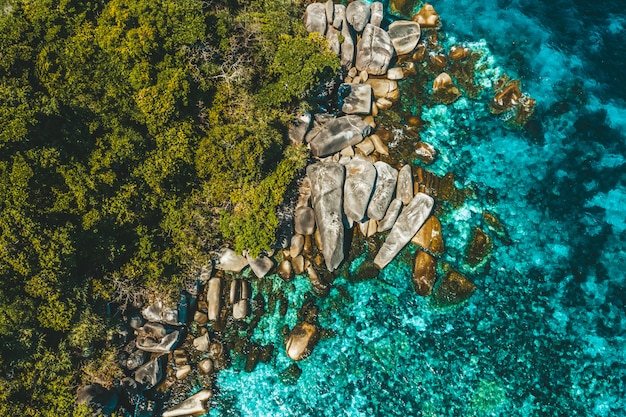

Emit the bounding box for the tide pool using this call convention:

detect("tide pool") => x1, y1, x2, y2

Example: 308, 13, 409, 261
207, 1, 626, 415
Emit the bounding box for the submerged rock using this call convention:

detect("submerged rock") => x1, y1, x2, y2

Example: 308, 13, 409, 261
432, 270, 476, 306
388, 20, 421, 56
367, 161, 398, 221
390, 0, 422, 18
286, 322, 320, 361
411, 3, 440, 28
412, 250, 437, 296
307, 162, 346, 271
465, 227, 493, 267
344, 157, 377, 225
162, 389, 213, 417
356, 24, 395, 75
433, 72, 461, 104
411, 215, 445, 255
308, 115, 373, 157
338, 83, 373, 115
346, 0, 371, 32
374, 193, 434, 269
304, 3, 327, 35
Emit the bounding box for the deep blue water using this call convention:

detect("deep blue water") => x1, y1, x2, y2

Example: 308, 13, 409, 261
207, 1, 626, 415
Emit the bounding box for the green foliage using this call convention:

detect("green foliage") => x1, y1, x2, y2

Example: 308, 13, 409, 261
0, 0, 340, 413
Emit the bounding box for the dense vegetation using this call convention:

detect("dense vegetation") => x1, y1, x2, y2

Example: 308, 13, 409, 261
0, 0, 339, 414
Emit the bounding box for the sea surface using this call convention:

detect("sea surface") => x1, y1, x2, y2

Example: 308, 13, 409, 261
208, 1, 626, 415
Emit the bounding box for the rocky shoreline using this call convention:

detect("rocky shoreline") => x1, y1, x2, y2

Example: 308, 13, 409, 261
78, 2, 534, 415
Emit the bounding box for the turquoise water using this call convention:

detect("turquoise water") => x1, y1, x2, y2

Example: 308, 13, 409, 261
207, 1, 626, 415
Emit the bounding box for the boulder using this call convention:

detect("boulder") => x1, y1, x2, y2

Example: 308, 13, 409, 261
136, 330, 180, 354
232, 300, 249, 320
308, 115, 372, 157
411, 215, 445, 255
343, 158, 377, 225
140, 322, 167, 339
346, 0, 371, 32
307, 162, 346, 271
289, 234, 305, 258
412, 250, 437, 296
326, 26, 341, 56
134, 356, 164, 390
198, 358, 214, 374
365, 79, 399, 100
216, 248, 248, 272
77, 384, 118, 416
193, 311, 208, 325
173, 349, 187, 366
304, 3, 327, 34
286, 322, 320, 361
277, 260, 294, 281
432, 270, 476, 305
288, 113, 312, 144
341, 33, 356, 68
246, 253, 274, 278
141, 301, 179, 325
370, 2, 384, 27
356, 24, 395, 75
387, 67, 405, 80
324, 0, 334, 23
374, 193, 434, 269
388, 20, 421, 56
332, 4, 345, 29
338, 83, 372, 115
193, 333, 210, 352
369, 133, 389, 155
292, 255, 305, 275
294, 206, 316, 235
396, 164, 413, 205
175, 364, 191, 380
126, 349, 148, 371
128, 315, 144, 330
377, 198, 403, 233
367, 161, 398, 221
206, 277, 222, 321
162, 389, 213, 417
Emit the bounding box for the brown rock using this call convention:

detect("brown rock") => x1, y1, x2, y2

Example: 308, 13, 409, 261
414, 141, 437, 164
432, 270, 476, 306
198, 358, 214, 375
449, 46, 470, 61
411, 215, 444, 255
411, 3, 440, 28
292, 255, 305, 275
277, 260, 294, 282
285, 322, 320, 361
465, 227, 492, 267
412, 250, 437, 296
430, 54, 447, 70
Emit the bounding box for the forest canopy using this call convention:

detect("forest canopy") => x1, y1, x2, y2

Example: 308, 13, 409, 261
0, 0, 339, 414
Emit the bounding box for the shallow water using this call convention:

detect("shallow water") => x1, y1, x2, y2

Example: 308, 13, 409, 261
207, 1, 626, 415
